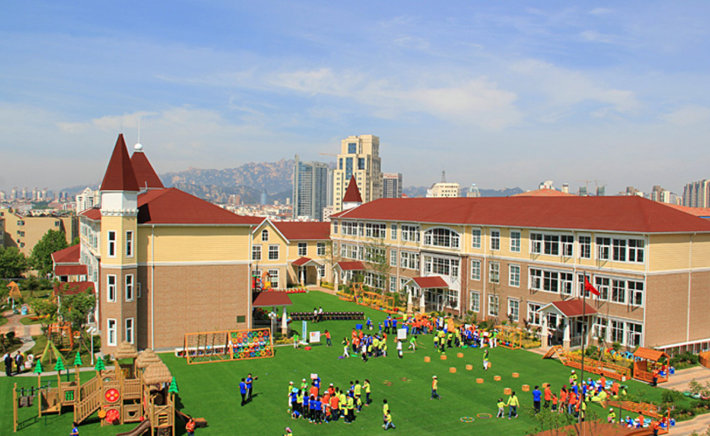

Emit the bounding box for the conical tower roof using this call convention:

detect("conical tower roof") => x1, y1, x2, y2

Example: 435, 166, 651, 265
131, 145, 164, 190
100, 134, 139, 192
342, 176, 363, 203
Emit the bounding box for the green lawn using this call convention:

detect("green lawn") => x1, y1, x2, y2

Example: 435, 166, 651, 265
0, 291, 691, 435
19, 316, 42, 326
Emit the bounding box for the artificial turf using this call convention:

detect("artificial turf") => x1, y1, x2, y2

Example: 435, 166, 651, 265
1, 291, 670, 436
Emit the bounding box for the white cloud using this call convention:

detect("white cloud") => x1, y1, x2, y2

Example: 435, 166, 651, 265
661, 105, 710, 126
589, 8, 613, 16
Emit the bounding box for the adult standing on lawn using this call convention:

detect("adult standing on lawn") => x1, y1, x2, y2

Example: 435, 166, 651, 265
246, 373, 258, 403
532, 385, 542, 414
239, 378, 248, 406
507, 391, 519, 419
544, 384, 552, 409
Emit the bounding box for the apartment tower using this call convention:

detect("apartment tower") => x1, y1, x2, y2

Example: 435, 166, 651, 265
292, 154, 330, 221
332, 135, 382, 212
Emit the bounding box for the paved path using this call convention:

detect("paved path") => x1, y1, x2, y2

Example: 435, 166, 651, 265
0, 309, 43, 338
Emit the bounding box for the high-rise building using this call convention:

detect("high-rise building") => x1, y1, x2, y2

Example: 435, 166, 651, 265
651, 185, 671, 204
332, 135, 382, 212
427, 182, 460, 197
466, 183, 481, 198
683, 179, 710, 208
293, 154, 330, 221
382, 173, 402, 198
76, 187, 99, 213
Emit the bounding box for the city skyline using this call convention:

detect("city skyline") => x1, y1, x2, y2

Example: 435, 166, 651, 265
2, 2, 710, 194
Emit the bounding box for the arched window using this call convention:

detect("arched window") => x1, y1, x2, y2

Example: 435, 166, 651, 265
423, 228, 460, 249
261, 229, 269, 241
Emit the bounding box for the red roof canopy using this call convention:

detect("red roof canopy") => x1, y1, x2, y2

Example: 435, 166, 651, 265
335, 261, 366, 271
292, 257, 322, 267
51, 244, 80, 264
343, 176, 363, 203
131, 150, 164, 189
55, 265, 88, 276
252, 291, 293, 307
543, 299, 597, 317
332, 196, 710, 233
101, 134, 139, 192
409, 276, 449, 289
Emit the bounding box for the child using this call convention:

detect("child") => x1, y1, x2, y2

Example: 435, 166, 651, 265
186, 417, 196, 436
397, 340, 403, 358
342, 338, 350, 358
71, 422, 80, 436
325, 330, 332, 347
383, 409, 396, 430
496, 398, 505, 418
551, 393, 558, 412
483, 348, 490, 371
409, 336, 417, 351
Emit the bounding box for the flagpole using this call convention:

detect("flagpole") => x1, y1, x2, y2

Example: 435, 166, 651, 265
579, 270, 587, 425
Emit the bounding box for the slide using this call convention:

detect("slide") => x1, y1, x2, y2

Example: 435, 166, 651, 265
176, 410, 208, 428
116, 419, 151, 436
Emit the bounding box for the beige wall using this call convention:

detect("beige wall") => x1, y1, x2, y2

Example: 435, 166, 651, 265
137, 225, 252, 264
1, 208, 76, 256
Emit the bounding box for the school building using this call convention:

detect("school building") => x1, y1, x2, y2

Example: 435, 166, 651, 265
330, 195, 710, 354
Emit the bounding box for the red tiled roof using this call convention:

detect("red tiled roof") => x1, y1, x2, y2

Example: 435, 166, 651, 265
292, 257, 319, 267
136, 188, 263, 225
80, 208, 102, 221
51, 244, 80, 264
513, 189, 575, 197
53, 281, 94, 297
131, 150, 165, 189
100, 134, 140, 192
343, 176, 363, 203
332, 196, 710, 233
252, 291, 293, 307
664, 204, 710, 218
272, 221, 330, 241
335, 261, 366, 271
545, 299, 597, 317
55, 265, 87, 276
409, 276, 448, 288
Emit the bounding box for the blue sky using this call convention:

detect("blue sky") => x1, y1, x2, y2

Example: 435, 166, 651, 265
2, 1, 710, 195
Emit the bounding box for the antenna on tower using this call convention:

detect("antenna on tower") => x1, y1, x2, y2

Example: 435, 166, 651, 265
441, 170, 446, 183
137, 116, 141, 143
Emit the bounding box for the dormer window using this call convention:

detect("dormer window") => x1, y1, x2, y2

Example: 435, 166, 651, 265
261, 230, 269, 241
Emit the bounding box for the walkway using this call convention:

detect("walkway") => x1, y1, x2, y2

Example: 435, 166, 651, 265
1, 309, 42, 361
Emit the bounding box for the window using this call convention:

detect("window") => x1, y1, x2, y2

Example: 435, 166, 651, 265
107, 275, 117, 302
268, 245, 279, 260
593, 317, 608, 341
125, 275, 134, 302
261, 230, 269, 241
348, 142, 357, 154
579, 236, 591, 259
561, 235, 574, 257
365, 223, 387, 238
125, 231, 134, 257
317, 242, 326, 256
544, 235, 559, 255
390, 250, 397, 267
317, 265, 325, 278
252, 245, 262, 261
611, 279, 626, 303
125, 318, 134, 344
594, 277, 610, 300
358, 223, 364, 236
424, 228, 460, 249
508, 299, 519, 322
364, 272, 386, 289
613, 239, 627, 262
531, 233, 543, 254
108, 231, 116, 257
509, 265, 520, 287
628, 239, 644, 263
365, 247, 385, 263
490, 229, 500, 251
470, 260, 481, 281
471, 229, 481, 248
390, 224, 397, 240
527, 303, 542, 326
610, 320, 624, 343
423, 255, 459, 278
543, 271, 559, 293
401, 225, 420, 242
107, 319, 117, 346
332, 221, 338, 234
445, 289, 459, 310
488, 294, 499, 317
358, 157, 365, 170
470, 291, 480, 312
489, 262, 499, 284
389, 276, 396, 293
268, 269, 279, 287
510, 231, 521, 252
626, 322, 643, 347
560, 272, 573, 295
530, 269, 542, 291
400, 251, 419, 270
596, 237, 611, 260
629, 281, 644, 306
342, 222, 357, 236
298, 242, 307, 257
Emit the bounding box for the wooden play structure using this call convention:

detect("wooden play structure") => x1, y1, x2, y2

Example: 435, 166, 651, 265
633, 347, 670, 384
347, 282, 397, 313
496, 325, 522, 350
182, 328, 274, 365
47, 321, 75, 352
602, 400, 664, 420
542, 345, 632, 381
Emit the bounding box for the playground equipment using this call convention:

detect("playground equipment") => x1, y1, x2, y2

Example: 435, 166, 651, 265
542, 345, 631, 381
47, 322, 75, 352
348, 282, 397, 313
633, 347, 670, 384
183, 328, 273, 365
496, 325, 522, 350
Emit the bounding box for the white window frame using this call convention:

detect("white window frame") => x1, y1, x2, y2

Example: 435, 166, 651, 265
579, 235, 592, 259
125, 318, 134, 344
527, 302, 542, 326
509, 264, 520, 287
107, 231, 116, 257
488, 294, 499, 317
629, 281, 644, 307
596, 237, 611, 260
389, 275, 396, 293
390, 223, 397, 240
489, 261, 499, 284
298, 242, 307, 257
268, 269, 279, 288
252, 244, 262, 261
510, 230, 521, 253
561, 235, 574, 257
470, 291, 480, 312
471, 228, 481, 249
107, 274, 117, 302
125, 274, 134, 302
317, 242, 326, 256
107, 319, 117, 346
390, 250, 397, 267
125, 230, 134, 258
508, 298, 519, 322
332, 221, 338, 234
470, 259, 481, 281
261, 229, 269, 241
490, 229, 500, 251
268, 244, 279, 260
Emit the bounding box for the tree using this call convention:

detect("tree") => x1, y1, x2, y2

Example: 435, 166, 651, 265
58, 288, 96, 331
29, 297, 58, 329
0, 246, 29, 278
364, 238, 391, 295
71, 236, 80, 246
30, 229, 68, 276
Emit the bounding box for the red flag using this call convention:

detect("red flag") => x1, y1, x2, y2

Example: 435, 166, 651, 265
584, 277, 600, 296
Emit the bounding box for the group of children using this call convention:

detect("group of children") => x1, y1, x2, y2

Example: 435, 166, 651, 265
287, 375, 373, 425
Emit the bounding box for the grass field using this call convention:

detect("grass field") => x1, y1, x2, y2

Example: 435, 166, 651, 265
0, 291, 673, 435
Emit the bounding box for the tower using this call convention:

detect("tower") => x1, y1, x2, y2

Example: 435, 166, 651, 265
293, 154, 330, 221
332, 135, 382, 212
99, 134, 140, 353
